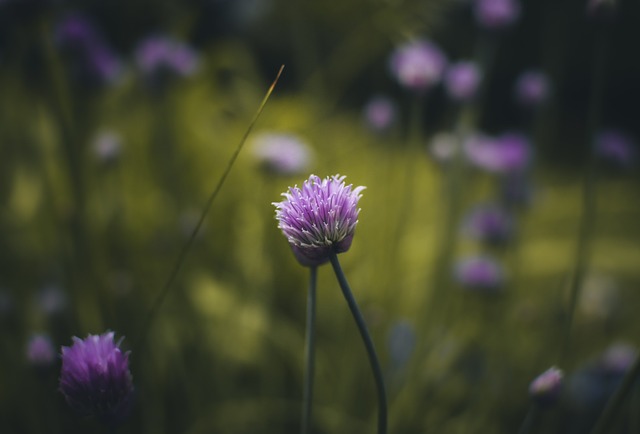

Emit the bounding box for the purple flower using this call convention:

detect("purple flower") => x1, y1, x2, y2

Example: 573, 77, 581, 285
444, 61, 482, 102
252, 132, 313, 176
599, 343, 637, 375
56, 13, 122, 85
529, 366, 564, 407
27, 334, 56, 368
363, 96, 397, 132
464, 132, 532, 173
473, 0, 521, 29
462, 204, 514, 245
59, 332, 134, 427
389, 39, 447, 91
273, 174, 365, 266
93, 130, 122, 164
594, 130, 636, 168
515, 70, 550, 107
135, 35, 199, 79
455, 255, 504, 291
428, 132, 460, 163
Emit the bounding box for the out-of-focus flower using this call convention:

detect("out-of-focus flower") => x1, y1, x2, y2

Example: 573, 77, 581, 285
389, 39, 447, 91
252, 132, 313, 176
387, 320, 417, 370
35, 285, 67, 316
515, 70, 550, 107
455, 255, 504, 291
135, 35, 199, 80
578, 274, 619, 321
462, 204, 514, 245
594, 130, 636, 168
587, 0, 617, 21
363, 96, 397, 133
473, 0, 521, 29
60, 332, 134, 427
529, 366, 564, 407
56, 13, 122, 85
444, 61, 482, 102
273, 175, 365, 266
93, 130, 122, 164
599, 343, 637, 375
428, 132, 460, 163
464, 132, 532, 173
26, 334, 56, 369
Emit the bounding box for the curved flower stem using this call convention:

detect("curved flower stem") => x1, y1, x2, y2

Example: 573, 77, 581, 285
329, 252, 387, 434
301, 266, 318, 434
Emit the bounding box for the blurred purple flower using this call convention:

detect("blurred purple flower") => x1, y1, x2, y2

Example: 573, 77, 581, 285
428, 132, 460, 163
363, 96, 397, 133
529, 366, 564, 407
444, 61, 482, 102
462, 204, 514, 245
594, 130, 636, 168
515, 70, 550, 107
26, 334, 56, 369
389, 39, 447, 91
455, 255, 504, 291
464, 132, 532, 173
273, 174, 365, 266
473, 0, 521, 29
135, 35, 199, 79
587, 0, 617, 20
93, 130, 122, 164
60, 332, 134, 427
252, 132, 313, 176
56, 13, 122, 85
599, 343, 637, 375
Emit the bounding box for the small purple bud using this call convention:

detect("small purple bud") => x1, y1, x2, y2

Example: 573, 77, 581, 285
462, 204, 514, 245
26, 334, 56, 369
444, 61, 482, 102
273, 174, 365, 266
599, 343, 637, 375
59, 332, 134, 427
515, 70, 550, 107
455, 255, 504, 292
473, 0, 521, 29
529, 366, 564, 407
594, 130, 636, 169
363, 96, 397, 133
389, 39, 447, 91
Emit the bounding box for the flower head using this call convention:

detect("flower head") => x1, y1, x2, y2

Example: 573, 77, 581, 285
515, 70, 550, 107
389, 39, 447, 91
462, 204, 514, 245
444, 61, 482, 102
455, 255, 504, 292
135, 35, 199, 79
273, 174, 365, 266
252, 132, 313, 176
464, 132, 532, 174
594, 130, 636, 169
529, 366, 564, 407
59, 332, 134, 427
363, 96, 397, 133
473, 0, 521, 29
27, 333, 56, 369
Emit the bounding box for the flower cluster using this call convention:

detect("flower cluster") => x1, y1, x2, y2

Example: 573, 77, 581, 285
273, 174, 365, 266
59, 332, 134, 427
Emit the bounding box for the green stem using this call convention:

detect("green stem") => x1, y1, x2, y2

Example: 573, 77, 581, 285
517, 405, 539, 434
329, 252, 387, 434
589, 355, 640, 434
133, 66, 284, 352
561, 17, 609, 362
301, 266, 318, 434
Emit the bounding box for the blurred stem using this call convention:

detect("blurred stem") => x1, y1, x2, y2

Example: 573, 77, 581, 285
301, 266, 318, 434
561, 20, 609, 362
517, 405, 539, 434
329, 252, 387, 434
133, 66, 284, 352
589, 354, 640, 434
